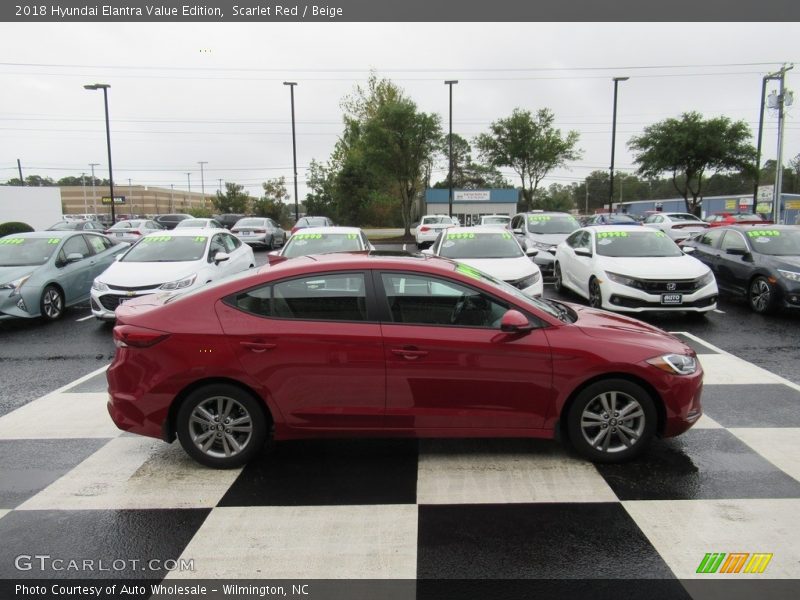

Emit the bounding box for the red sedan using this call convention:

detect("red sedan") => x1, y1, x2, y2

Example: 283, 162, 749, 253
705, 212, 772, 227
107, 253, 703, 468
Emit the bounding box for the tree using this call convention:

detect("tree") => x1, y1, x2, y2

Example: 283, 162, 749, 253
304, 159, 337, 218
536, 183, 575, 212
253, 177, 291, 223
475, 108, 581, 211
432, 134, 510, 190
629, 112, 756, 215
360, 98, 442, 236
213, 182, 250, 214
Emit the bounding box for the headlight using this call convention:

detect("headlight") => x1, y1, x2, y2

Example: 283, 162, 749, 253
605, 271, 645, 290
532, 241, 554, 251
647, 353, 697, 375
92, 280, 109, 292
778, 269, 800, 283
697, 271, 715, 287
0, 275, 31, 297
159, 274, 197, 291
511, 272, 541, 289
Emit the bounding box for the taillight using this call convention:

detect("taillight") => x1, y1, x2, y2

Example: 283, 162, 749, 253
113, 325, 169, 348
231, 229, 240, 233
419, 226, 430, 232
254, 228, 266, 233
290, 227, 299, 234
131, 231, 141, 236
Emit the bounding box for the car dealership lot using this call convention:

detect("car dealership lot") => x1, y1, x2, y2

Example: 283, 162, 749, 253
0, 243, 799, 595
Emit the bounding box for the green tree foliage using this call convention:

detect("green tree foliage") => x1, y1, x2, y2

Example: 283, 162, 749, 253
475, 108, 581, 211
213, 182, 250, 214
360, 98, 442, 235
253, 177, 292, 224
304, 160, 337, 219
432, 134, 510, 190
0, 222, 34, 237
535, 183, 575, 212
628, 112, 756, 215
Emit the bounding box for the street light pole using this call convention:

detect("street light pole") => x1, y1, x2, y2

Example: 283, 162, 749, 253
772, 65, 794, 223
186, 173, 192, 210
84, 83, 115, 224
81, 173, 87, 214
445, 80, 458, 219
609, 76, 629, 214
284, 82, 299, 222
89, 163, 99, 213
198, 161, 207, 209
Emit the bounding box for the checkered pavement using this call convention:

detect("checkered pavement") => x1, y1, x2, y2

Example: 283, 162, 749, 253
0, 332, 799, 597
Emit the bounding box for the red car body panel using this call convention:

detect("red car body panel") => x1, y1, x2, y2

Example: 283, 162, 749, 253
107, 254, 702, 445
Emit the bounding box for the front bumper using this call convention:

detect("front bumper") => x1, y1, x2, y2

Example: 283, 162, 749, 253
533, 250, 557, 272
91, 287, 161, 320
601, 280, 718, 313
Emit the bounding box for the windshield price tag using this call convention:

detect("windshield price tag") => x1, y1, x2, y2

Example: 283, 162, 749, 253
597, 231, 628, 238
294, 233, 323, 240
528, 215, 551, 221
447, 233, 475, 240
0, 238, 25, 245
747, 230, 780, 237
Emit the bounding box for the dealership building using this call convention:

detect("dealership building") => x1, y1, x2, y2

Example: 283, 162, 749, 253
422, 188, 519, 226
59, 185, 216, 219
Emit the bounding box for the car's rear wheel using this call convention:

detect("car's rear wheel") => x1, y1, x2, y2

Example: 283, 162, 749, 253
588, 277, 602, 309
176, 384, 268, 468
40, 285, 65, 321
553, 263, 564, 293
748, 276, 778, 314
567, 379, 656, 463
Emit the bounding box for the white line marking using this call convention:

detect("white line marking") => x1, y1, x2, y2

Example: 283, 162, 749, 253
76, 314, 95, 322
713, 309, 725, 314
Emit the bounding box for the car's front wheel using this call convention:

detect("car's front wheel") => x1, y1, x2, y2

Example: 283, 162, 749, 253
176, 384, 268, 468
553, 262, 564, 293
749, 276, 778, 314
588, 277, 602, 309
566, 379, 656, 463
40, 285, 65, 321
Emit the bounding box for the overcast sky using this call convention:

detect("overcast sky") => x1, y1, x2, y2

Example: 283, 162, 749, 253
1, 22, 798, 205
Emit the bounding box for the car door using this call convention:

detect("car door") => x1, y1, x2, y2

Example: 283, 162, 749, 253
217, 271, 385, 429
717, 230, 753, 295
560, 231, 592, 297
83, 234, 119, 279
376, 270, 552, 431
54, 234, 96, 304
691, 229, 724, 277
221, 233, 250, 272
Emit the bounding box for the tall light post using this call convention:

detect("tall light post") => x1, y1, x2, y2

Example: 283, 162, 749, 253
198, 161, 208, 209
81, 173, 88, 214
609, 76, 629, 214
89, 163, 99, 213
445, 80, 458, 219
84, 83, 115, 223
283, 82, 299, 222
186, 173, 192, 210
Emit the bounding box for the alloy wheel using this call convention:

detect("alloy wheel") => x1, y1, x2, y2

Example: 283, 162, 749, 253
579, 391, 646, 454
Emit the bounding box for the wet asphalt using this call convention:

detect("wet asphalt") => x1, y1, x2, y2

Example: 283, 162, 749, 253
1, 243, 797, 418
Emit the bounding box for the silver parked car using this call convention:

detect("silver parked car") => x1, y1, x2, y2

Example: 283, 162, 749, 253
510, 211, 581, 274
642, 212, 710, 243
0, 231, 128, 321
231, 217, 286, 249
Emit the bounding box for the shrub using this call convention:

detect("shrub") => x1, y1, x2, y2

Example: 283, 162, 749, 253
0, 221, 34, 237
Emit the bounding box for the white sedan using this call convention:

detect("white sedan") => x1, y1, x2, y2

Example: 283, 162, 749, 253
415, 215, 456, 249
553, 226, 718, 314
424, 227, 543, 297
642, 212, 709, 242
90, 229, 255, 320
277, 226, 373, 258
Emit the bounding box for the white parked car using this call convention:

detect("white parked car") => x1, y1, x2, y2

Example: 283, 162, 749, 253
90, 229, 255, 320
277, 226, 373, 258
424, 227, 543, 297
175, 218, 224, 229
231, 217, 287, 249
415, 215, 456, 249
476, 214, 511, 228
554, 226, 718, 314
642, 212, 709, 242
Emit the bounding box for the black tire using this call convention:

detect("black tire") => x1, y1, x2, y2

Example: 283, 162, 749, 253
40, 285, 65, 321
553, 263, 564, 293
266, 235, 276, 251
567, 379, 657, 463
176, 384, 268, 468
748, 276, 778, 314
588, 277, 602, 309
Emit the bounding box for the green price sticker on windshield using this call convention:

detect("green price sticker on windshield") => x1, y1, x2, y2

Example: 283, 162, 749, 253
0, 238, 25, 245
447, 233, 475, 240
347, 234, 357, 239
193, 236, 206, 243
597, 231, 628, 238
456, 263, 483, 280
502, 233, 512, 239
655, 231, 667, 237
747, 230, 780, 237
528, 215, 551, 221
144, 235, 173, 243
295, 233, 323, 240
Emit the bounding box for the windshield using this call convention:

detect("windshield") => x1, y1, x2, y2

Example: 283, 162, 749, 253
422, 216, 453, 225
746, 229, 800, 256
177, 219, 208, 228
298, 217, 328, 226
0, 237, 59, 266
438, 232, 523, 259
282, 232, 363, 258
121, 235, 208, 262
481, 216, 509, 225
451, 262, 562, 320
526, 214, 580, 234
109, 220, 145, 230
595, 230, 683, 257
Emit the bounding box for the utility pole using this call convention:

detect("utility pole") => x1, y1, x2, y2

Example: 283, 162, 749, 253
769, 64, 794, 223
89, 163, 99, 213
585, 183, 589, 215
283, 82, 299, 222
81, 173, 88, 213
17, 159, 23, 185
128, 178, 133, 216
609, 76, 629, 213
170, 184, 174, 212
445, 80, 458, 218
218, 178, 223, 194
198, 161, 207, 209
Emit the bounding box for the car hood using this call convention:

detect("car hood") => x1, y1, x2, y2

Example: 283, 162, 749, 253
97, 260, 201, 287
0, 266, 37, 285
597, 255, 709, 279
569, 303, 690, 353
528, 233, 570, 246
765, 255, 800, 270
456, 257, 538, 281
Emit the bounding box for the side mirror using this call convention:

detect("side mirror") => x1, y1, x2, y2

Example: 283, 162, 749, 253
500, 309, 533, 334
421, 248, 434, 256
725, 247, 747, 256
512, 228, 524, 235
682, 246, 696, 254
267, 250, 280, 256
66, 253, 84, 263
525, 248, 538, 257
574, 248, 592, 258
214, 251, 230, 264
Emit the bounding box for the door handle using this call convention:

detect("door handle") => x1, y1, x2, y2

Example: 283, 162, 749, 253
391, 348, 428, 360
240, 341, 277, 353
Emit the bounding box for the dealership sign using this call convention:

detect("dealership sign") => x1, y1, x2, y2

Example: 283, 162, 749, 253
101, 196, 126, 205
454, 191, 491, 201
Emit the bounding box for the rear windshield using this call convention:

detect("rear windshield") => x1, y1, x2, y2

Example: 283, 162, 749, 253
422, 216, 453, 225
236, 219, 266, 227
0, 237, 60, 266
668, 213, 702, 222
177, 219, 208, 228
121, 235, 208, 262
526, 214, 580, 234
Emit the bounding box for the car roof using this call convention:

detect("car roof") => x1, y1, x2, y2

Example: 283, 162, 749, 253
289, 226, 363, 235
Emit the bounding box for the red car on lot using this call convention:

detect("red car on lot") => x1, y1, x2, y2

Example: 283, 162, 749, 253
108, 253, 703, 468
705, 212, 772, 227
